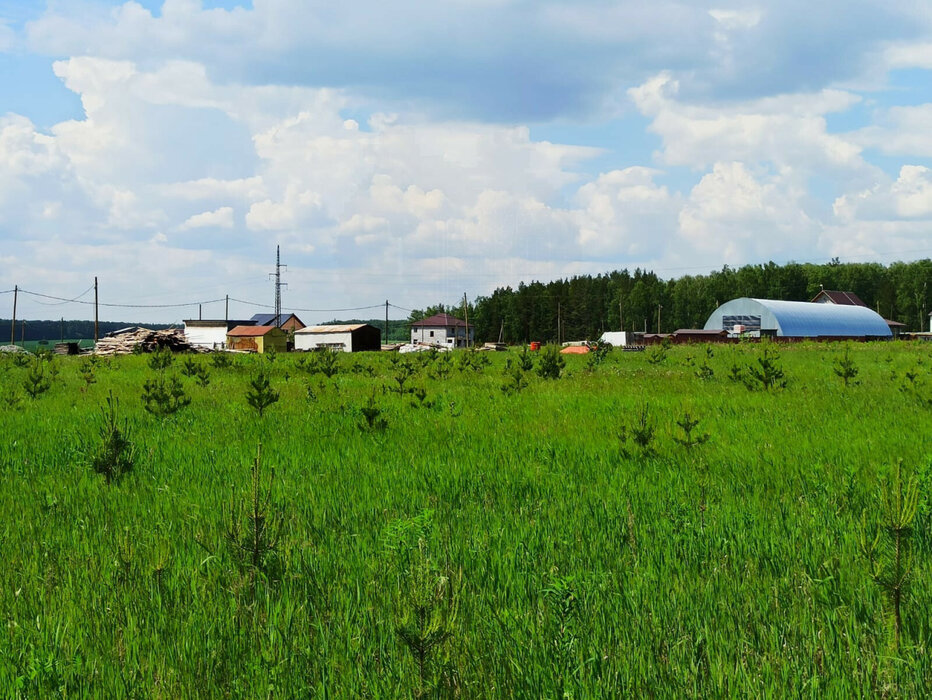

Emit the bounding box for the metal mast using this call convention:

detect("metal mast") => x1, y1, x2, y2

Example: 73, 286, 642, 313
269, 245, 287, 326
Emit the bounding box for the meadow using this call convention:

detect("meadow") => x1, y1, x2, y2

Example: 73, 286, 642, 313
0, 341, 930, 697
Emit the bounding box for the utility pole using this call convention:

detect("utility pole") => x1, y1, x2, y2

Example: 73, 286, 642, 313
10, 285, 17, 345
657, 303, 662, 334
21, 320, 25, 344
385, 300, 389, 345
60, 317, 64, 343
199, 303, 202, 321
619, 298, 623, 332
94, 277, 99, 344
225, 295, 229, 325
557, 302, 562, 345
269, 245, 287, 327
462, 293, 470, 348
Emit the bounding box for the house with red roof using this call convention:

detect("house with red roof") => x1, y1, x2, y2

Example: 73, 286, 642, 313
410, 312, 474, 348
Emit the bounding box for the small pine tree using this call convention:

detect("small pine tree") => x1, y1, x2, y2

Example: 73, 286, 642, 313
23, 357, 51, 399
148, 346, 174, 371
245, 370, 280, 417
225, 442, 282, 598
536, 345, 565, 379
673, 411, 710, 449
744, 343, 786, 390
141, 373, 191, 417
90, 390, 135, 484
860, 462, 919, 650
833, 344, 860, 387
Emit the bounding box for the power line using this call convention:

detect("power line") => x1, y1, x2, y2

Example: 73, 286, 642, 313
18, 289, 228, 309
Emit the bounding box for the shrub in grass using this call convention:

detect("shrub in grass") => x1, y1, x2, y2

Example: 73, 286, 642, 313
245, 370, 280, 417
180, 357, 199, 377
390, 359, 416, 395
224, 442, 282, 597
359, 396, 388, 432
672, 411, 710, 450
744, 343, 786, 390
501, 364, 528, 395
210, 351, 233, 369
620, 404, 655, 456
142, 373, 191, 417
393, 542, 459, 699
148, 346, 174, 371
23, 357, 51, 399
315, 347, 339, 378
860, 461, 919, 650
536, 345, 565, 379
79, 359, 97, 390
90, 390, 135, 484
833, 344, 860, 387
516, 346, 535, 371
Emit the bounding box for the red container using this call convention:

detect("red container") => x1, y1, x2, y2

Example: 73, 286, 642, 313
529, 342, 541, 351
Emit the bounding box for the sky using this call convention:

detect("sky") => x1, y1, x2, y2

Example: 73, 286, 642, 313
2, 0, 932, 323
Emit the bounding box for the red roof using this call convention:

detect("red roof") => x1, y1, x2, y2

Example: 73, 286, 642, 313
227, 325, 281, 337
411, 313, 471, 328
811, 290, 866, 306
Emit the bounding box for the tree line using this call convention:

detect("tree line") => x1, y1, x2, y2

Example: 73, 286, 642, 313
0, 320, 172, 343
412, 259, 932, 343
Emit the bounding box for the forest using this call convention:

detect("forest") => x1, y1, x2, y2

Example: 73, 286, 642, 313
439, 259, 932, 343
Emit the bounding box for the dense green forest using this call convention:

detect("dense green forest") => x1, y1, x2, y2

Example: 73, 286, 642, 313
418, 259, 932, 343
0, 320, 172, 343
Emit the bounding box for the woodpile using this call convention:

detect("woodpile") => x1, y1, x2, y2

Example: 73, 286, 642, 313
94, 327, 205, 356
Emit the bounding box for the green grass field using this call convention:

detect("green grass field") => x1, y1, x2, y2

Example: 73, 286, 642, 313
1, 342, 930, 697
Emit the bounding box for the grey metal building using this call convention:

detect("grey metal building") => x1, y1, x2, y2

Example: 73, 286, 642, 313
704, 298, 892, 338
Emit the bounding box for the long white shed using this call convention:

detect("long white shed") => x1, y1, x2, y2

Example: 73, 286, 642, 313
294, 324, 381, 352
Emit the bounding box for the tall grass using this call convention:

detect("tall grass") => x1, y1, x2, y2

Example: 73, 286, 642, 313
0, 342, 929, 695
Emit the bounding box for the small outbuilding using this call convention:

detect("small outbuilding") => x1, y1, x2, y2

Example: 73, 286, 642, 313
294, 324, 381, 352
226, 325, 288, 353
704, 298, 892, 339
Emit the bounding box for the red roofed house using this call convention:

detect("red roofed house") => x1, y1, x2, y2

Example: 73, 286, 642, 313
410, 313, 474, 348
226, 325, 288, 353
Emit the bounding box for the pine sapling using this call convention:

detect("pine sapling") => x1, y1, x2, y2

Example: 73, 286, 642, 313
142, 373, 191, 417
536, 345, 565, 379
90, 390, 135, 484
245, 370, 280, 417
673, 411, 710, 450
394, 542, 459, 699
833, 344, 860, 387
860, 461, 919, 649
744, 343, 786, 390
23, 357, 51, 399
225, 442, 283, 598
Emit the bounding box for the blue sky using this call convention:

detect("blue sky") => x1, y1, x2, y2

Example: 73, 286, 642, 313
2, 0, 932, 322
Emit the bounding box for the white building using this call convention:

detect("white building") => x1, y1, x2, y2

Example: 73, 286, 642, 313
183, 320, 255, 349
410, 313, 474, 348
294, 324, 382, 352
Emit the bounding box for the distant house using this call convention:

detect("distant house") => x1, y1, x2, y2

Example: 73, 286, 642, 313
226, 325, 288, 353
249, 313, 306, 332
811, 290, 905, 335
410, 313, 473, 348
811, 290, 867, 306
294, 324, 381, 352
183, 319, 256, 349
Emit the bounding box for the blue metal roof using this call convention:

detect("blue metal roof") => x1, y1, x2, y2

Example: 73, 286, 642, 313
704, 298, 892, 337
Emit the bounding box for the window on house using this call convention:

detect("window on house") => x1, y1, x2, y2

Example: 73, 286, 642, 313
429, 331, 434, 337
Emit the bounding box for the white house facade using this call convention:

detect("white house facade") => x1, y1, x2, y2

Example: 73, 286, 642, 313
410, 313, 474, 348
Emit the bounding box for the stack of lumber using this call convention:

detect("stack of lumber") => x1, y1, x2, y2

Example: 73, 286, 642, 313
94, 327, 203, 355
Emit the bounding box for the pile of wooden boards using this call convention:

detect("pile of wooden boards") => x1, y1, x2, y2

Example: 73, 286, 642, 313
94, 327, 205, 356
